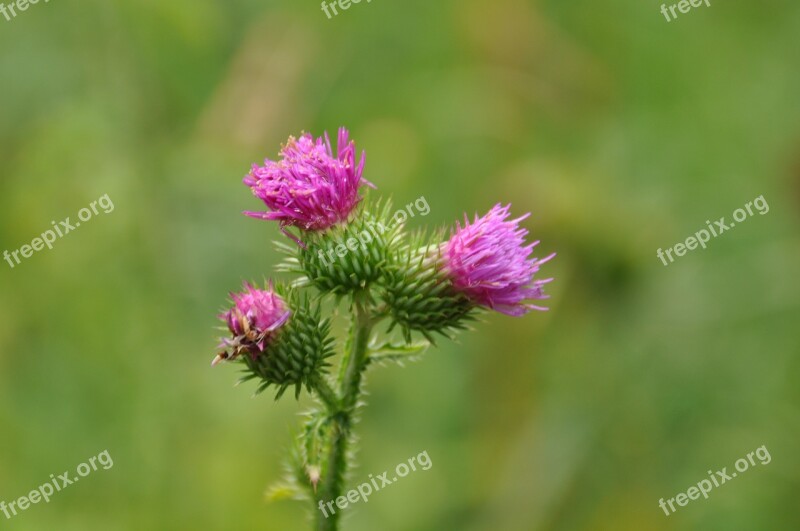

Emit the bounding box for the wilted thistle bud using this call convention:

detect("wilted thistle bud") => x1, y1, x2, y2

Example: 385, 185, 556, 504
213, 282, 291, 366
385, 204, 554, 340
214, 282, 334, 399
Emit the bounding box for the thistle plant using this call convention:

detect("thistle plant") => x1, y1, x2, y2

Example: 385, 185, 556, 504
212, 127, 555, 531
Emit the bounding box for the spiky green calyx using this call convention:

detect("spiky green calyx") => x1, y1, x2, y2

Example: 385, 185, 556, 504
278, 201, 403, 295
382, 232, 477, 342
239, 288, 336, 399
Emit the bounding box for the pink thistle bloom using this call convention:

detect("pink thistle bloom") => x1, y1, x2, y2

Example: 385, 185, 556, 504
212, 282, 291, 366
443, 204, 555, 316
243, 127, 374, 237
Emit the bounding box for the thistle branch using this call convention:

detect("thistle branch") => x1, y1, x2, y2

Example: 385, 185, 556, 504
312, 376, 340, 412
315, 292, 375, 531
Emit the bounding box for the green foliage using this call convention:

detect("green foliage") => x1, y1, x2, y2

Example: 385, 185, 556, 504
366, 339, 430, 367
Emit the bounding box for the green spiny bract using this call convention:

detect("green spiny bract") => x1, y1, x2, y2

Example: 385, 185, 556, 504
278, 200, 403, 295
382, 231, 477, 343
239, 288, 335, 399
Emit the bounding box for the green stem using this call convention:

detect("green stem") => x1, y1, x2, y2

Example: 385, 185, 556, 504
315, 295, 374, 531
341, 299, 373, 410
312, 377, 340, 412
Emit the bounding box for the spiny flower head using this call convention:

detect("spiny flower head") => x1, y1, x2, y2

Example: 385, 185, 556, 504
243, 127, 374, 235
213, 282, 291, 366
443, 204, 554, 316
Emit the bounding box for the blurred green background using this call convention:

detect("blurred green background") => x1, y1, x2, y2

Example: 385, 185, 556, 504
1, 0, 799, 529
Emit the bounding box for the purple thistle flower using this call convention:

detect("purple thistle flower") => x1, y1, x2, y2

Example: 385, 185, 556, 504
243, 127, 374, 238
442, 204, 555, 316
212, 282, 291, 366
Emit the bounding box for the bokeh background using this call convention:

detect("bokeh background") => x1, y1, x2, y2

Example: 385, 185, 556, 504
1, 0, 799, 529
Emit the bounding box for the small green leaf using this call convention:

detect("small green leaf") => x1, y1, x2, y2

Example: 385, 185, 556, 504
367, 340, 430, 366
265, 481, 303, 502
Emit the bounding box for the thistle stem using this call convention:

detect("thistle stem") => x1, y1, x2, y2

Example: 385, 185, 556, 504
313, 377, 340, 412
341, 299, 373, 410
315, 295, 374, 531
